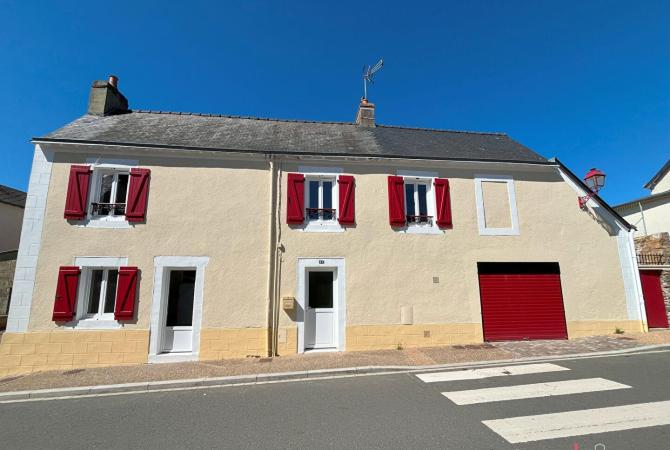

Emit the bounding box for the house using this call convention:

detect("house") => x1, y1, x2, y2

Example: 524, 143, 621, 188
0, 184, 26, 330
614, 160, 670, 330
0, 76, 648, 376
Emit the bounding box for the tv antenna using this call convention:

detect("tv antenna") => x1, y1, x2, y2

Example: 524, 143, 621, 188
362, 59, 384, 100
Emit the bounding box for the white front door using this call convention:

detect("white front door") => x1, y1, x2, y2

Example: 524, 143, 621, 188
162, 270, 196, 353
305, 269, 336, 349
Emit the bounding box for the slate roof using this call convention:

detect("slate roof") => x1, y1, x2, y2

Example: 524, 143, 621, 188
0, 184, 26, 208
37, 111, 548, 164
644, 159, 670, 191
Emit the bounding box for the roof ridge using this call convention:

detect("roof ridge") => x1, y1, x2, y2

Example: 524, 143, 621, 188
375, 124, 507, 136
129, 110, 353, 126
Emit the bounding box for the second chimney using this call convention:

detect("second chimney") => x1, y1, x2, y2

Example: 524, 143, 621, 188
87, 75, 128, 116
355, 98, 375, 128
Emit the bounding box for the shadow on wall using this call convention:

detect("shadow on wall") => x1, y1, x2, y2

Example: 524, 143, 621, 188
585, 205, 619, 237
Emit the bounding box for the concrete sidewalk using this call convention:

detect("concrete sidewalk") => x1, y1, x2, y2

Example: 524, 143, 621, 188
1, 331, 669, 395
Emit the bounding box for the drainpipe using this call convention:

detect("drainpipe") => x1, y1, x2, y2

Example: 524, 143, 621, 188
266, 156, 278, 356
638, 201, 648, 236
271, 161, 284, 356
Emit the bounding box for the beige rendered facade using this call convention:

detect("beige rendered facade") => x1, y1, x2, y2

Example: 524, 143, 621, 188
0, 142, 646, 376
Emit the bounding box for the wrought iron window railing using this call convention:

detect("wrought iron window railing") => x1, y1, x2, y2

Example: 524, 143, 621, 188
306, 208, 336, 221
91, 202, 126, 216
637, 253, 670, 266
406, 215, 433, 225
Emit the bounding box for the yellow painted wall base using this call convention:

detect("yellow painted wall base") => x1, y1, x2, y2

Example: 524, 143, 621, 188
567, 320, 646, 338
199, 328, 268, 361
0, 330, 149, 377
346, 324, 484, 351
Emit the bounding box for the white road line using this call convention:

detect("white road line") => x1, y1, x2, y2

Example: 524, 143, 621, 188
442, 378, 630, 405
416, 363, 569, 383
483, 400, 670, 443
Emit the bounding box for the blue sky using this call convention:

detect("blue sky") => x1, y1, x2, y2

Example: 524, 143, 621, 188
1, 0, 667, 205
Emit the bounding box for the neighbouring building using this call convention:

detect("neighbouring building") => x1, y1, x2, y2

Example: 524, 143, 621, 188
0, 76, 649, 376
615, 160, 670, 329
0, 185, 26, 331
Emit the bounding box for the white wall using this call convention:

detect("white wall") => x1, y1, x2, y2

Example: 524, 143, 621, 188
619, 197, 670, 237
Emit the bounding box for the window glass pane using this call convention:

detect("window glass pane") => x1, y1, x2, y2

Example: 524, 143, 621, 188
87, 270, 104, 315
308, 180, 319, 219
103, 270, 118, 314
308, 271, 333, 308
99, 174, 114, 203
166, 270, 196, 327
418, 184, 428, 219
322, 181, 333, 220
405, 183, 415, 217
114, 174, 129, 215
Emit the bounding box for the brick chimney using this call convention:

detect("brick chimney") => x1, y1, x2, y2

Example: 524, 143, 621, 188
87, 75, 129, 116
355, 98, 375, 128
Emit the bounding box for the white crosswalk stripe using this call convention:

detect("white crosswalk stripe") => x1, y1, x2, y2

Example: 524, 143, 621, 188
415, 363, 569, 383
483, 400, 670, 443
441, 377, 630, 405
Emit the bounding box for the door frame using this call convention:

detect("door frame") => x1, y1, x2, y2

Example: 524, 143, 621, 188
297, 258, 345, 353
149, 256, 209, 363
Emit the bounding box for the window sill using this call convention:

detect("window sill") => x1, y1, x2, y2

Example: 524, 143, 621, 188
300, 221, 345, 233
66, 319, 122, 330
402, 225, 444, 235
75, 218, 131, 229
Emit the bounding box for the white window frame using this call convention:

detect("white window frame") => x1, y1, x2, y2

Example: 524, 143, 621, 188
80, 267, 118, 320
397, 170, 442, 235
66, 256, 128, 330
474, 174, 520, 236
79, 158, 138, 229
298, 166, 344, 233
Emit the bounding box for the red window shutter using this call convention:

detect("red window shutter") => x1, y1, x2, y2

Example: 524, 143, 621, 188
126, 168, 151, 222
434, 178, 453, 228
286, 173, 305, 224
64, 165, 91, 220
115, 266, 139, 321
338, 175, 355, 225
387, 176, 405, 226
52, 266, 80, 322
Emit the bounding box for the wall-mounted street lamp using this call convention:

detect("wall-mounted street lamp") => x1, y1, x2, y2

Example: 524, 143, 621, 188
578, 168, 606, 209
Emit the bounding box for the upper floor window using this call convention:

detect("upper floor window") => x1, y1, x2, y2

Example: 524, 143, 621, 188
307, 177, 336, 222
404, 180, 432, 225
63, 161, 151, 227
286, 169, 355, 231
91, 169, 129, 218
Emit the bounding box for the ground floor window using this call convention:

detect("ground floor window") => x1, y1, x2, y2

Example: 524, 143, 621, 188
82, 268, 119, 319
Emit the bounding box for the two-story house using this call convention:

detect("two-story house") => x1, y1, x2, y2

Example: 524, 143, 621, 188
0, 76, 647, 376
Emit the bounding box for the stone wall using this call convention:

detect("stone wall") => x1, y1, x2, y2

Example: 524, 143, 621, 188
635, 232, 670, 320
0, 251, 18, 330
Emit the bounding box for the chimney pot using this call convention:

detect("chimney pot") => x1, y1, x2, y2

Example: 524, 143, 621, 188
108, 75, 118, 88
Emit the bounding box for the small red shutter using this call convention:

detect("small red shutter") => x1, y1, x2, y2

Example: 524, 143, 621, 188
287, 173, 305, 224
387, 176, 405, 226
434, 178, 453, 228
126, 168, 151, 222
52, 266, 80, 322
338, 175, 355, 225
115, 267, 139, 321
64, 165, 91, 220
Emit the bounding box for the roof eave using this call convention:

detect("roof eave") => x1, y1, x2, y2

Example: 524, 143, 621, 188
32, 137, 555, 166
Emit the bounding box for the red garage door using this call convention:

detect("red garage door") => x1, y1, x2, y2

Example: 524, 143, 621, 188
640, 270, 669, 329
478, 263, 568, 341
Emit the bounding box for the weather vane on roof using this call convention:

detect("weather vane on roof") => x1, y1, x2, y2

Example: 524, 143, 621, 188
362, 59, 384, 100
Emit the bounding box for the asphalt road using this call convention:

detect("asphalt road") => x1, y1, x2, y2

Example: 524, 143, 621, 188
2, 349, 670, 449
